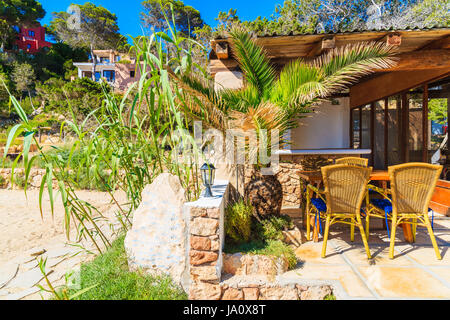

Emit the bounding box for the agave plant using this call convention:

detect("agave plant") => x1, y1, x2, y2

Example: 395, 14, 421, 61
170, 28, 397, 217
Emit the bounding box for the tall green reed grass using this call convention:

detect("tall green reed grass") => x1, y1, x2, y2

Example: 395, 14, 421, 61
1, 13, 207, 253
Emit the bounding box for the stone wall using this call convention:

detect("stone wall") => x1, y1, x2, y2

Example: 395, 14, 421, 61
244, 154, 357, 207
0, 168, 57, 189
185, 180, 229, 300
185, 179, 335, 300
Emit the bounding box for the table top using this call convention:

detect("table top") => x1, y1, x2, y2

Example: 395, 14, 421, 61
297, 170, 389, 182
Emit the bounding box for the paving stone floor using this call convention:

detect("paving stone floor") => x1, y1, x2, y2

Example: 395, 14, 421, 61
283, 208, 450, 300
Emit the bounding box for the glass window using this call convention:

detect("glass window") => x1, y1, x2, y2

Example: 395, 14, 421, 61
28, 30, 35, 37
95, 72, 101, 82
407, 86, 425, 162
428, 76, 449, 180
130, 70, 135, 78
373, 100, 385, 169
351, 108, 360, 149
103, 70, 115, 82
387, 96, 402, 166
361, 104, 371, 149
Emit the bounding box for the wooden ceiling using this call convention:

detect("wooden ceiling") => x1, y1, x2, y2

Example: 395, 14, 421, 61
211, 28, 450, 59
209, 28, 450, 75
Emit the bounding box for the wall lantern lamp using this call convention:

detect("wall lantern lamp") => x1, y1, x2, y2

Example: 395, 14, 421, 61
200, 163, 216, 197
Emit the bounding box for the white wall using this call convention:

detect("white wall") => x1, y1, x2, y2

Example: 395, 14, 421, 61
291, 98, 350, 149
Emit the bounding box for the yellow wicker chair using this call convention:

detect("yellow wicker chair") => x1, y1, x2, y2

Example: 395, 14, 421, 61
335, 157, 369, 167
367, 163, 443, 260
307, 164, 373, 258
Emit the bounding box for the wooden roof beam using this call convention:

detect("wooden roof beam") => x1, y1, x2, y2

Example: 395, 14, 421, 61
211, 40, 230, 60
306, 36, 335, 57
418, 35, 450, 50
381, 32, 402, 46
378, 49, 450, 72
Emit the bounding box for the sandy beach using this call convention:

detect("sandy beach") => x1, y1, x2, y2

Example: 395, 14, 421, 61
0, 189, 125, 266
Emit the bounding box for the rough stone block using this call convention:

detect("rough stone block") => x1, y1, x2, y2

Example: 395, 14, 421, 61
189, 282, 222, 300
191, 236, 211, 251
300, 286, 332, 300
222, 287, 244, 300
207, 208, 220, 219
190, 266, 219, 282
191, 218, 219, 236
124, 173, 187, 289
259, 286, 299, 300
243, 287, 259, 300
190, 207, 207, 217
190, 250, 219, 266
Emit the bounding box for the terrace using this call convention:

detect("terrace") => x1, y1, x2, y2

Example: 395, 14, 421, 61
206, 26, 450, 300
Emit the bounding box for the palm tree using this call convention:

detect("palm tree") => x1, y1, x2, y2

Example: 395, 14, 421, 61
168, 28, 397, 218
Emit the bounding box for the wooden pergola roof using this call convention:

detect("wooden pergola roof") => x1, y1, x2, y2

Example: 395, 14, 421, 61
209, 28, 450, 107
209, 28, 450, 75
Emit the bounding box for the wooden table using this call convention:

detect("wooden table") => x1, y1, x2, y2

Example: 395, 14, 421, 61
297, 170, 414, 243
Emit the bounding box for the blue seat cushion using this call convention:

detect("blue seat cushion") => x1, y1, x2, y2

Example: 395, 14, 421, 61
311, 198, 367, 215
370, 199, 392, 214
311, 198, 327, 213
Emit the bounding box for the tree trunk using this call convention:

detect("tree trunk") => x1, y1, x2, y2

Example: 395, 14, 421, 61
28, 90, 35, 111
245, 170, 283, 218
90, 44, 97, 82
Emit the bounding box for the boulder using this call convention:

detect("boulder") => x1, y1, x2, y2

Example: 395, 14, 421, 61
124, 173, 187, 289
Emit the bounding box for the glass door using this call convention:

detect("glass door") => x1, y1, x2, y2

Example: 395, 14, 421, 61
428, 76, 450, 180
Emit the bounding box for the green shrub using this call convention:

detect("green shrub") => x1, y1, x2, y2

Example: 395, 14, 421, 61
224, 239, 298, 270
225, 199, 253, 244
254, 240, 298, 269
255, 215, 294, 241
13, 173, 26, 188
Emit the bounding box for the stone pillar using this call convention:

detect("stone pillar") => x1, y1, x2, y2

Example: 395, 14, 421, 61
185, 180, 229, 300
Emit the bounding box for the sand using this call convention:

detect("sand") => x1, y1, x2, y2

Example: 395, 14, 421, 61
0, 189, 126, 266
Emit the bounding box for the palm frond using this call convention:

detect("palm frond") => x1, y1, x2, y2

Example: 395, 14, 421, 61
166, 68, 228, 131
229, 28, 276, 98
220, 84, 261, 113
271, 60, 328, 106
315, 41, 398, 94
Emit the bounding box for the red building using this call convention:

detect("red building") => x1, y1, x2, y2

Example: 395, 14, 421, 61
14, 23, 52, 53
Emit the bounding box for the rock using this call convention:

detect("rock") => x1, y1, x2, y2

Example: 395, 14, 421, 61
190, 266, 219, 282
191, 218, 219, 237
259, 286, 299, 300
190, 251, 218, 266
223, 253, 243, 275
211, 240, 220, 251
300, 286, 332, 300
214, 71, 243, 91
222, 287, 243, 300
189, 282, 222, 300
207, 208, 220, 219
124, 173, 187, 289
223, 253, 288, 276
31, 175, 42, 188
283, 226, 305, 247
191, 236, 211, 251
243, 287, 259, 300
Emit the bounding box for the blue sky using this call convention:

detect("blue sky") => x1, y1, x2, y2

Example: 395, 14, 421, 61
40, 0, 282, 39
